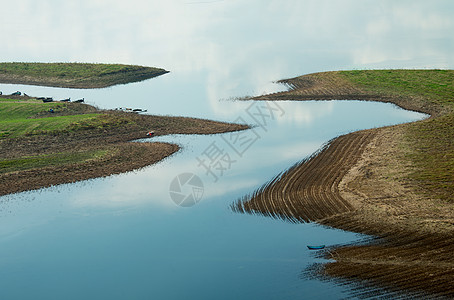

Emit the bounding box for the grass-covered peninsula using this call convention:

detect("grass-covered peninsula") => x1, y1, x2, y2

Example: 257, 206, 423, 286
0, 62, 169, 88
235, 69, 454, 297
0, 96, 248, 196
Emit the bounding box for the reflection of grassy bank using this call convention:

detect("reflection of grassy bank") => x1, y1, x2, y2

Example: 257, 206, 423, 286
0, 62, 168, 88
0, 97, 248, 196
236, 70, 454, 297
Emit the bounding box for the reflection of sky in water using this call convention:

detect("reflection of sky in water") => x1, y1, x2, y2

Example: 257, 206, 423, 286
0, 0, 451, 299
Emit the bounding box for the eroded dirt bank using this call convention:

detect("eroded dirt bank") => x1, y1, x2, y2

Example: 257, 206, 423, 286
234, 71, 454, 297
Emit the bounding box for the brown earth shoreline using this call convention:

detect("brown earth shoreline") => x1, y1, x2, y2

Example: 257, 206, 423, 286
234, 71, 454, 298
0, 95, 248, 196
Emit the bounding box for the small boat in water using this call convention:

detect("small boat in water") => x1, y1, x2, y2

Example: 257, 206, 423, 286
42, 97, 54, 103
307, 245, 325, 250
74, 98, 84, 103
59, 98, 71, 102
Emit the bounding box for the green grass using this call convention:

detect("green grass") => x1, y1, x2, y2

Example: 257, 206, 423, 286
0, 100, 100, 138
0, 99, 131, 138
0, 101, 65, 120
405, 114, 454, 201
0, 99, 132, 174
340, 70, 454, 111
341, 70, 454, 202
0, 149, 109, 174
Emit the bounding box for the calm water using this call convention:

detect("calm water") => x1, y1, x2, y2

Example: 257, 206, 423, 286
1, 1, 453, 299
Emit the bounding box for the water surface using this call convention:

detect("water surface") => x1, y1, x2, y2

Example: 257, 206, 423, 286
0, 96, 426, 299
1, 0, 452, 299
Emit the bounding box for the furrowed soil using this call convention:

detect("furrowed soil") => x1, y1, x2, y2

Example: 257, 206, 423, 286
0, 96, 248, 196
232, 130, 374, 223
233, 70, 454, 298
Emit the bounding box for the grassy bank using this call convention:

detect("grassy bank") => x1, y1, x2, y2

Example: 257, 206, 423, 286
0, 98, 121, 171
0, 97, 248, 195
340, 70, 454, 203
0, 62, 169, 88
340, 70, 454, 113
0, 101, 102, 138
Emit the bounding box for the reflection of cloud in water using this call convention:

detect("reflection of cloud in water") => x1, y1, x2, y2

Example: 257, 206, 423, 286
263, 141, 324, 161
274, 101, 335, 125
68, 154, 264, 208
205, 98, 335, 127
68, 156, 194, 209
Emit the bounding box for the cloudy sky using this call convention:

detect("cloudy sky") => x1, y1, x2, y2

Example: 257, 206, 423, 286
2, 0, 453, 73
